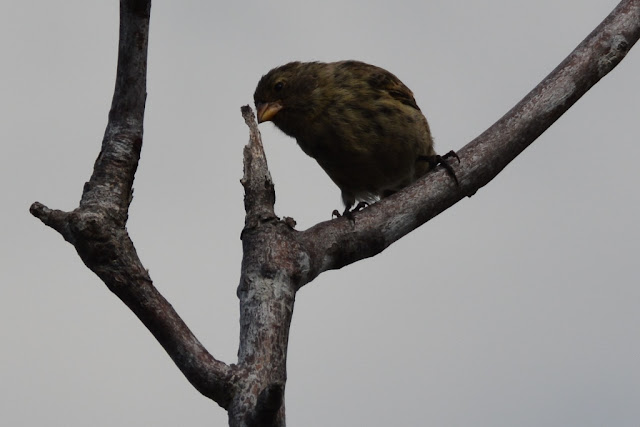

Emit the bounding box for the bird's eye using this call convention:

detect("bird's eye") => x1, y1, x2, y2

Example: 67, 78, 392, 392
274, 82, 284, 92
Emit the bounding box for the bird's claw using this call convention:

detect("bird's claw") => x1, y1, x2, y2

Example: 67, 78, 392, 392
441, 150, 460, 164
419, 150, 460, 185
332, 201, 369, 220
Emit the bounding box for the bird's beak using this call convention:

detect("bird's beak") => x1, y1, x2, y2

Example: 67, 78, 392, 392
256, 101, 283, 123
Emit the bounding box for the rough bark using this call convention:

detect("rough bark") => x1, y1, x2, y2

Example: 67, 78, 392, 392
29, 0, 236, 410
30, 0, 640, 425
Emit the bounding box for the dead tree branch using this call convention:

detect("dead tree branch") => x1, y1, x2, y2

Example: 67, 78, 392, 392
30, 0, 235, 410
30, 0, 639, 425
291, 0, 640, 283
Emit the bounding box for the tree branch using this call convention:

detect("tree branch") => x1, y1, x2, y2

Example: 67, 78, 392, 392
229, 108, 298, 426
30, 0, 235, 409
294, 0, 640, 283
240, 106, 278, 228
29, 0, 639, 425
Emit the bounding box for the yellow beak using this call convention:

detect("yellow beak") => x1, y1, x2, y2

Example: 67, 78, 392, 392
256, 101, 283, 123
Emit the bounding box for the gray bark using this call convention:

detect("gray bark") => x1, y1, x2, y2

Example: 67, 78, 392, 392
30, 0, 640, 425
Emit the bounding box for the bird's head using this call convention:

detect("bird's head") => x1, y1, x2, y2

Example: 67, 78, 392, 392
253, 62, 321, 127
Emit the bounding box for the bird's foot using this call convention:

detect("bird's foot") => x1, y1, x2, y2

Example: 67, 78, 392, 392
332, 201, 369, 220
418, 150, 460, 185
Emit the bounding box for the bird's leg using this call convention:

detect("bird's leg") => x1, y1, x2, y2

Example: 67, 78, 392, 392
350, 201, 369, 214
418, 150, 460, 185
332, 201, 369, 220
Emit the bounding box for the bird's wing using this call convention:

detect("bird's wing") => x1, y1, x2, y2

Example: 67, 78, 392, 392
361, 64, 421, 112
335, 61, 421, 112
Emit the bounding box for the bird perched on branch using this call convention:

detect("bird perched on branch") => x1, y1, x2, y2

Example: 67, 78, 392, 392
254, 60, 458, 216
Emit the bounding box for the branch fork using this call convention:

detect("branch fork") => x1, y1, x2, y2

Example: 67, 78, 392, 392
30, 0, 640, 425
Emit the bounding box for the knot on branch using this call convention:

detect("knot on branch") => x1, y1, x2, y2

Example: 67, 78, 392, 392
598, 34, 631, 75
30, 201, 145, 282
30, 202, 74, 242
31, 202, 113, 241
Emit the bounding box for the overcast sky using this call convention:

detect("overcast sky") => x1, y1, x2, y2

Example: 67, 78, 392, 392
2, 1, 639, 426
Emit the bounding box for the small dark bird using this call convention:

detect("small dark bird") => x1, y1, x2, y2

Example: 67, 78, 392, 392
254, 60, 457, 215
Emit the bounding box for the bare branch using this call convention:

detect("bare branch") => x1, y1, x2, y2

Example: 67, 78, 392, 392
30, 0, 235, 409
295, 0, 640, 283
30, 0, 639, 425
240, 106, 278, 229
229, 110, 301, 426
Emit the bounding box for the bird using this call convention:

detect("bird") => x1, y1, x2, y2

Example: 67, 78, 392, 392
253, 60, 458, 216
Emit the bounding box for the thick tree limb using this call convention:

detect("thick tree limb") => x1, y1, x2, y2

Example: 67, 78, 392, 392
30, 0, 639, 426
227, 107, 298, 426
30, 0, 234, 409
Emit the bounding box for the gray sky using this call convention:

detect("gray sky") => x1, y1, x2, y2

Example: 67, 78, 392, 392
2, 1, 639, 426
